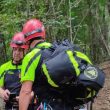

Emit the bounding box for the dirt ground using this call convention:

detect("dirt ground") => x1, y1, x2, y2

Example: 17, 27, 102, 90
93, 61, 110, 110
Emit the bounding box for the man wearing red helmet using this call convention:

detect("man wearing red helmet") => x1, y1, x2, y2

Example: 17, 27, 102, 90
19, 19, 53, 110
19, 19, 105, 110
0, 32, 29, 110
19, 19, 95, 110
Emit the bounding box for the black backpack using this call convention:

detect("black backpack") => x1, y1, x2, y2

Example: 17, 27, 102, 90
40, 39, 105, 105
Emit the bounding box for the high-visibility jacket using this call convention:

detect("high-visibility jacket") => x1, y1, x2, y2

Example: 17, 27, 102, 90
0, 60, 22, 95
21, 41, 52, 101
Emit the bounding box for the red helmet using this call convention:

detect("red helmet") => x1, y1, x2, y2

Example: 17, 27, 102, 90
10, 32, 29, 49
22, 19, 45, 41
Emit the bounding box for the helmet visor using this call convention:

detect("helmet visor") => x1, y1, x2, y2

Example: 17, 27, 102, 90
24, 29, 42, 38
11, 40, 25, 46
10, 40, 28, 49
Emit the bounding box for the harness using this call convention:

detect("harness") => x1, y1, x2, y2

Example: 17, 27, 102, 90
4, 69, 21, 95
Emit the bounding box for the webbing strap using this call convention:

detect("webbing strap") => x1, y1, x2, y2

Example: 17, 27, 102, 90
42, 64, 59, 87
75, 51, 92, 64
66, 51, 80, 76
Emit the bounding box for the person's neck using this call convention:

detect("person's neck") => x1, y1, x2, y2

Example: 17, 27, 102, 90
12, 60, 22, 65
30, 40, 44, 49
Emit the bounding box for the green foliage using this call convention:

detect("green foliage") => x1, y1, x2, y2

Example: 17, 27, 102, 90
0, 0, 109, 64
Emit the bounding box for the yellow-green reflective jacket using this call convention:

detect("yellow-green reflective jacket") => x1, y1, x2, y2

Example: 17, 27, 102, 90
0, 60, 22, 94
21, 42, 52, 82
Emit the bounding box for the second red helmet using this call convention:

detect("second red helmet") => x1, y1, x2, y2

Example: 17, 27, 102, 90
22, 19, 46, 41
10, 32, 28, 49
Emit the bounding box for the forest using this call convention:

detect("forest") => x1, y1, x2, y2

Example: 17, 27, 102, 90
0, 0, 109, 65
